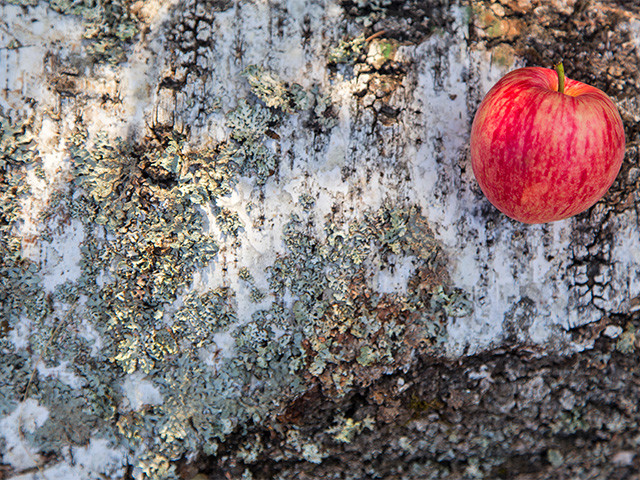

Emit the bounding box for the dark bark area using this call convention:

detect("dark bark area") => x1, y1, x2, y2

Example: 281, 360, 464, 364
193, 315, 640, 480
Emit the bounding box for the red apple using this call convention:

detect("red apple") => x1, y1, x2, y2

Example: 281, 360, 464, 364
470, 66, 625, 224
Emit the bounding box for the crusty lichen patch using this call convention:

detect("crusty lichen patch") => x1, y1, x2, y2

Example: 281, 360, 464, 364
0, 110, 49, 333
0, 59, 465, 479
8, 0, 141, 63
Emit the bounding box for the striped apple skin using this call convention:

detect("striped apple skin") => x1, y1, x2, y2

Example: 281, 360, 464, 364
470, 67, 625, 224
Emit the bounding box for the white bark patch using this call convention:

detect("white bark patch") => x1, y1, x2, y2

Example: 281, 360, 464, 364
40, 220, 85, 292
0, 400, 49, 470
120, 373, 164, 411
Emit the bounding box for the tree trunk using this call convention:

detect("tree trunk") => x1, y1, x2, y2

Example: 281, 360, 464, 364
1, 0, 639, 479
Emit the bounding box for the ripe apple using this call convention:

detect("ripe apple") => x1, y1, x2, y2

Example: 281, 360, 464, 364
470, 65, 625, 224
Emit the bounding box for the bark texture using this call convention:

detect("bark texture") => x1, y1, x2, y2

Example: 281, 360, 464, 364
0, 0, 639, 479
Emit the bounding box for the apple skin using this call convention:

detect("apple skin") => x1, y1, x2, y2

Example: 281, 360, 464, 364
470, 67, 625, 224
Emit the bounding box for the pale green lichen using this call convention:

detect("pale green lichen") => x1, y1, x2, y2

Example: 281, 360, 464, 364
550, 407, 590, 436
327, 415, 375, 444
282, 429, 328, 464
0, 110, 48, 329
68, 128, 220, 376
616, 323, 636, 353
8, 0, 141, 63
220, 98, 278, 186
301, 443, 326, 464
172, 288, 236, 349
215, 207, 243, 237
0, 65, 468, 480
0, 110, 123, 454
264, 199, 460, 395
242, 65, 309, 113
328, 34, 367, 64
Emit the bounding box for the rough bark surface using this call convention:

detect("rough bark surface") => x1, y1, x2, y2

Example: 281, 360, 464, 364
0, 0, 639, 479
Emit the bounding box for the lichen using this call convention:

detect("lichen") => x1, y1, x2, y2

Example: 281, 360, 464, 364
0, 109, 123, 459
215, 207, 243, 238
0, 109, 56, 435
220, 98, 279, 186
68, 128, 220, 374
8, 0, 141, 63
615, 322, 636, 353
172, 288, 236, 349
327, 416, 374, 444
242, 65, 309, 113
328, 34, 367, 64
264, 200, 460, 396
0, 110, 48, 330
1, 64, 465, 479
114, 196, 458, 477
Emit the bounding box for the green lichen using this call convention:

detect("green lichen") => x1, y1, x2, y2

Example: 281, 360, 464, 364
215, 207, 243, 237
264, 200, 461, 395
550, 407, 590, 436
0, 352, 33, 417
238, 266, 254, 282
298, 193, 316, 211
0, 111, 48, 329
1, 65, 468, 480
283, 429, 327, 464
0, 110, 122, 456
69, 128, 220, 374
242, 65, 309, 113
328, 34, 367, 64
547, 448, 564, 467
172, 288, 236, 349
123, 199, 460, 476
9, 0, 141, 63
300, 443, 326, 464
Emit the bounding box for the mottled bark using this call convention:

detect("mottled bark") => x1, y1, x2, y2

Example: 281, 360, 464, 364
0, 0, 639, 479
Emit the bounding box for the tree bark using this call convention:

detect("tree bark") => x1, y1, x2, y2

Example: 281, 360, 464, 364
1, 0, 639, 479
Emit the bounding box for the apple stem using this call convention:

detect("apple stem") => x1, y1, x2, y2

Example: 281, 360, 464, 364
555, 62, 565, 94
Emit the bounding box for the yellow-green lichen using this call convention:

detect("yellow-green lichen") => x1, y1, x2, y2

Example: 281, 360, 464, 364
328, 416, 374, 444
328, 34, 367, 64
